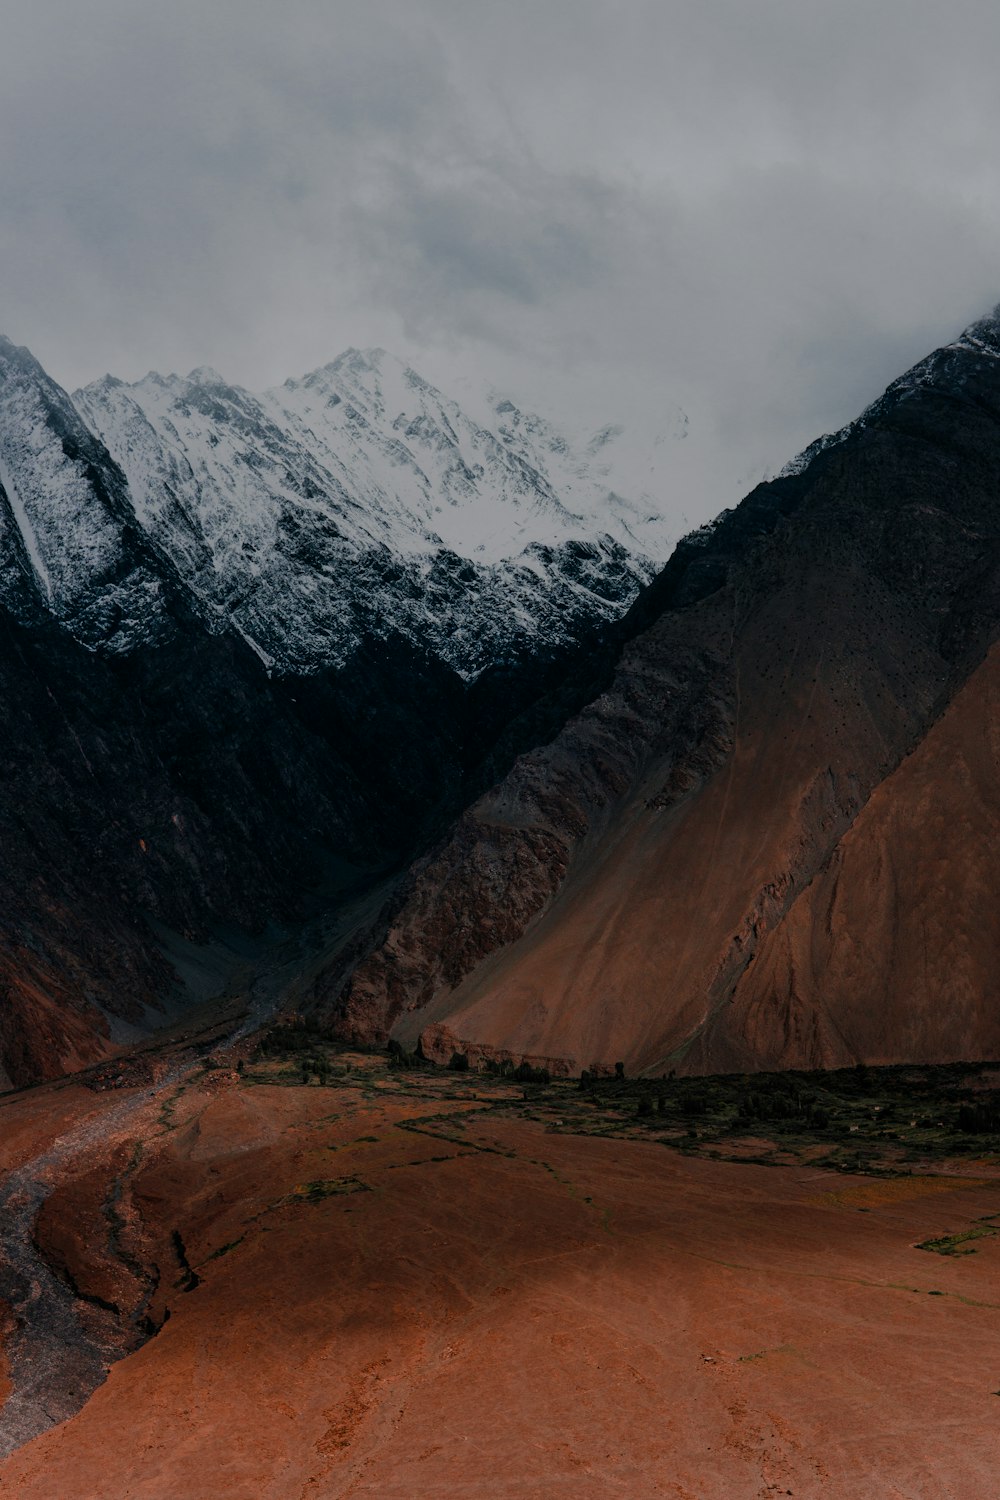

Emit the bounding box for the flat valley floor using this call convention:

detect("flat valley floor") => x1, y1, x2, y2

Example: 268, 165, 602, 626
1, 1049, 999, 1498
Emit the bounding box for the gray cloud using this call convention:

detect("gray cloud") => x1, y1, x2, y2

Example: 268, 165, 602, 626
3, 0, 1000, 531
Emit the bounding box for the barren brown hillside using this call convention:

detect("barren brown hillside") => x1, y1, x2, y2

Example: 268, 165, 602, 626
330, 315, 1000, 1076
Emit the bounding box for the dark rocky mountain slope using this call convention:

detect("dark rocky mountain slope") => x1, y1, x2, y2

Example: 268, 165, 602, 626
325, 309, 1000, 1075
0, 338, 668, 1089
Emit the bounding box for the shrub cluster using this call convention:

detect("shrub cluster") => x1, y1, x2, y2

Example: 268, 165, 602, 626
387, 1039, 423, 1070
482, 1057, 551, 1084
259, 1015, 330, 1055
733, 1075, 829, 1129
300, 1055, 332, 1085
957, 1096, 1000, 1133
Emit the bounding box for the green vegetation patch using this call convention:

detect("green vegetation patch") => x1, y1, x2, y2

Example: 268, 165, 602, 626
157, 1082, 189, 1132
291, 1176, 371, 1202
916, 1225, 999, 1256
243, 1029, 1000, 1179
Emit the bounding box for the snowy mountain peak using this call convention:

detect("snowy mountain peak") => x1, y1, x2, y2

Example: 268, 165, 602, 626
184, 365, 229, 387
0, 338, 677, 679
780, 306, 1000, 481
953, 305, 1000, 359
329, 346, 388, 373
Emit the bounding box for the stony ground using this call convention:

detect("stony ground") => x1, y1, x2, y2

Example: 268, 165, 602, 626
1, 1048, 999, 1498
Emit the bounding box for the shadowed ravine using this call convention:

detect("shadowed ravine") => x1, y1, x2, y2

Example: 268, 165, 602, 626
0, 1070, 185, 1456
0, 872, 397, 1457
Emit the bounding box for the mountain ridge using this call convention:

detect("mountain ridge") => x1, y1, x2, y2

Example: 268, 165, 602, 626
6, 310, 1000, 1087
72, 343, 675, 677
323, 307, 1000, 1076
0, 335, 676, 1088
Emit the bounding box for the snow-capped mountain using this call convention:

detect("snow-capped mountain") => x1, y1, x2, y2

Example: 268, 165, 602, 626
56, 345, 677, 676
0, 332, 679, 1088
0, 339, 176, 653
780, 306, 1000, 479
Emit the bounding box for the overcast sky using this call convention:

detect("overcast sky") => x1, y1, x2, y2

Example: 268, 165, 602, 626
3, 0, 1000, 532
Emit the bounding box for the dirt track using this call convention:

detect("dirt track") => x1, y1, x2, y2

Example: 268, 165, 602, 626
2, 1062, 999, 1497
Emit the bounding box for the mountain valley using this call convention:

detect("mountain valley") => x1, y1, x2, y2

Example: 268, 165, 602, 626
2, 310, 1000, 1496
0, 336, 672, 1090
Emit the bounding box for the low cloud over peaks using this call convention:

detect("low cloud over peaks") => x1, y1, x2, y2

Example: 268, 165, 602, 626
3, 0, 1000, 531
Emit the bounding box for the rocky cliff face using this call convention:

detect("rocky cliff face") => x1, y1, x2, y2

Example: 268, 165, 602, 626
0, 338, 670, 1088
327, 309, 1000, 1074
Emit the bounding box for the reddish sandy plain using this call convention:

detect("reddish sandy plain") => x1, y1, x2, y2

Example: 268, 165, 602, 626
1, 1057, 999, 1499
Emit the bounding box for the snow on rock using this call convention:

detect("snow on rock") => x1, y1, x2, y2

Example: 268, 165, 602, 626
74, 347, 678, 676
0, 341, 121, 606
0, 333, 679, 678
0, 338, 173, 653
781, 307, 1000, 481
